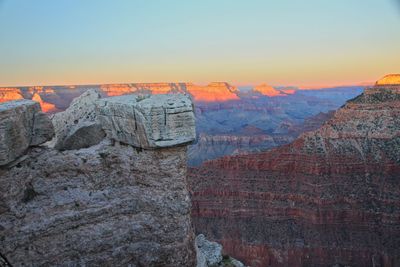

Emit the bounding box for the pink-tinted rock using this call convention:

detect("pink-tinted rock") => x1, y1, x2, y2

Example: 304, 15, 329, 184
189, 76, 400, 267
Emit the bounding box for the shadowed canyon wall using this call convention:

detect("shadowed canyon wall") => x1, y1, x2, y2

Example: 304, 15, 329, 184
189, 75, 400, 267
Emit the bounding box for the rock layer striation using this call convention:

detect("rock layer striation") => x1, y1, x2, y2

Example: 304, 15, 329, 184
189, 76, 400, 267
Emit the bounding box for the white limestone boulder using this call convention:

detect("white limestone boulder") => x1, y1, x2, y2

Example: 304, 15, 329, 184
97, 94, 196, 149
52, 89, 105, 150
0, 99, 54, 166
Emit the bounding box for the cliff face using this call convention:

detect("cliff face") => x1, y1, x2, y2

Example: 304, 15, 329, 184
100, 82, 240, 102
31, 93, 58, 113
189, 76, 400, 267
0, 93, 197, 266
0, 88, 24, 103
252, 84, 290, 97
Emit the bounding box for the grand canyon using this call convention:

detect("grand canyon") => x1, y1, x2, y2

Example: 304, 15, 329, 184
1, 75, 398, 266
1, 1, 399, 266
0, 83, 362, 166
189, 74, 400, 266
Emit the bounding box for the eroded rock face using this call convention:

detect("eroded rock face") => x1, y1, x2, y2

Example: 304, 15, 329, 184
52, 89, 105, 150
189, 76, 400, 267
0, 92, 197, 266
0, 141, 196, 266
0, 100, 54, 165
97, 94, 196, 149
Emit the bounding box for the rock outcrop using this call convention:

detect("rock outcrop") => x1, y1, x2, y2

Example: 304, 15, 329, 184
0, 100, 54, 165
100, 82, 240, 102
375, 74, 400, 85
189, 75, 400, 267
196, 234, 246, 267
252, 84, 287, 97
0, 93, 197, 266
52, 89, 105, 150
196, 234, 223, 267
187, 82, 240, 102
32, 92, 58, 113
97, 94, 196, 149
0, 88, 24, 103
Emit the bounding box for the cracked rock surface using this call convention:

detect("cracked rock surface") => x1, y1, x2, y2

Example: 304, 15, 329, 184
97, 94, 196, 149
51, 89, 105, 150
0, 99, 54, 166
0, 140, 196, 266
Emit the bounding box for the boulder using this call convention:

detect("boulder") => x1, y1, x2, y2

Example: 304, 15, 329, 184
0, 99, 54, 166
97, 94, 196, 149
52, 89, 105, 150
195, 234, 223, 267
195, 234, 246, 267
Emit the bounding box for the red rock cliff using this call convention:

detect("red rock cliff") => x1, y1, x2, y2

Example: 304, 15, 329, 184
189, 75, 400, 267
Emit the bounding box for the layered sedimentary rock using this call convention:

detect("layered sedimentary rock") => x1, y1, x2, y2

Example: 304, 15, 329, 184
32, 92, 58, 113
100, 82, 240, 102
0, 100, 54, 165
0, 88, 24, 103
0, 93, 197, 266
52, 89, 105, 150
252, 84, 287, 97
187, 82, 240, 102
97, 94, 196, 149
188, 112, 334, 166
189, 75, 400, 267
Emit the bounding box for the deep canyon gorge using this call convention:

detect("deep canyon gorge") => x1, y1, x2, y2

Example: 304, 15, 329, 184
189, 75, 400, 266
0, 75, 398, 266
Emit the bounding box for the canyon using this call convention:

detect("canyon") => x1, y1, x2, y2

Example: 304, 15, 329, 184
188, 75, 400, 266
0, 82, 363, 165
0, 77, 396, 266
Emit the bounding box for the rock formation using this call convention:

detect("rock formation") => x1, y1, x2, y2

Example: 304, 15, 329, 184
188, 112, 334, 166
252, 84, 287, 97
97, 94, 196, 149
375, 74, 400, 85
100, 82, 240, 102
189, 75, 400, 266
0, 100, 54, 166
187, 82, 240, 102
0, 88, 24, 103
52, 89, 105, 150
0, 93, 197, 266
32, 92, 58, 113
196, 234, 246, 267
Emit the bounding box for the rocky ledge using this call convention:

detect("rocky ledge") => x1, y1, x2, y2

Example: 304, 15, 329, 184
0, 92, 197, 266
0, 100, 54, 165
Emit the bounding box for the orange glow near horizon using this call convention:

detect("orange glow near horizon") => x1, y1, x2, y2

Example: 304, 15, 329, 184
1, 1, 399, 89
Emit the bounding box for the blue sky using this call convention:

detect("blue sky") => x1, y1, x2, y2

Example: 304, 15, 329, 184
0, 0, 399, 87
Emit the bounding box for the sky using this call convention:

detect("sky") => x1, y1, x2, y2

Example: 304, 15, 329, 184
0, 0, 399, 87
